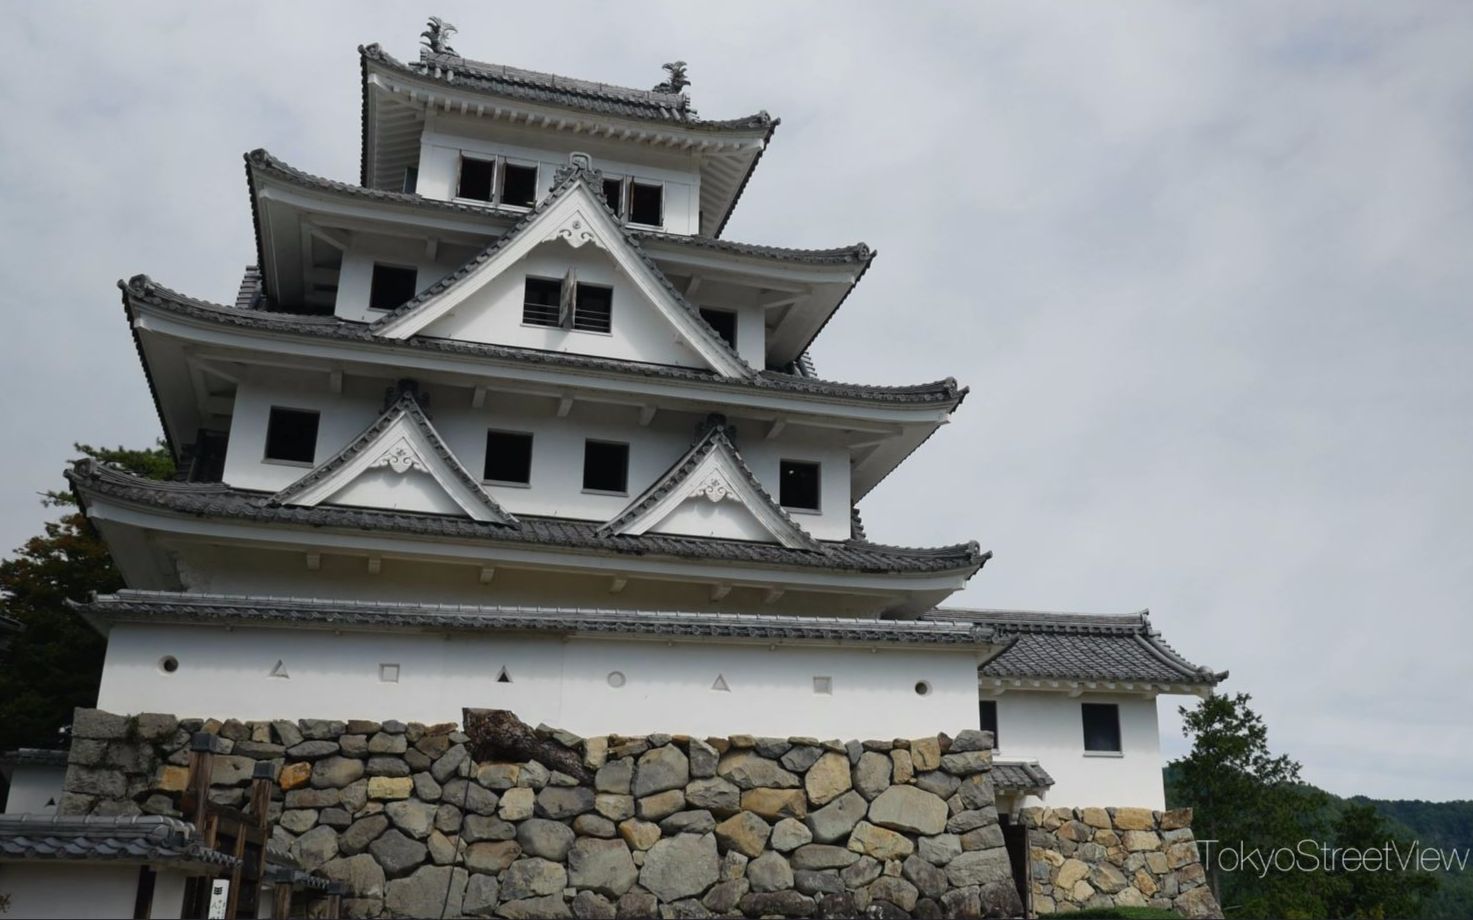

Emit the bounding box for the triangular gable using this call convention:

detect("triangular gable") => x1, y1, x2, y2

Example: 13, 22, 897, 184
270, 393, 517, 525
599, 419, 819, 550
370, 164, 753, 379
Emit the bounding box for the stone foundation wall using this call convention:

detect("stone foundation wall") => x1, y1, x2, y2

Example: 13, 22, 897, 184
59, 708, 1023, 918
1022, 805, 1221, 918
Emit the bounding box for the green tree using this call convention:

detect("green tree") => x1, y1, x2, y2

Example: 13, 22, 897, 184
1324, 803, 1439, 919
0, 443, 173, 752
1168, 692, 1331, 917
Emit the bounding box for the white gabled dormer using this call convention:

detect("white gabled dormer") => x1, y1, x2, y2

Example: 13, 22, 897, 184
371, 163, 754, 378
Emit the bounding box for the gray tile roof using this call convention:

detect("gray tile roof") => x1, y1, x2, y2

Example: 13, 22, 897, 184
991, 761, 1056, 793
270, 390, 517, 526
76, 590, 999, 648
0, 815, 239, 869
926, 608, 1225, 686
120, 275, 966, 408
366, 45, 776, 131
69, 460, 987, 577
598, 418, 821, 551
1, 748, 68, 768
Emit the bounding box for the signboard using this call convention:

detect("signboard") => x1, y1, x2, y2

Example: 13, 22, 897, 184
207, 878, 230, 919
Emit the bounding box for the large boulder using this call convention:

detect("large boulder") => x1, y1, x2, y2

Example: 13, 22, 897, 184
803, 753, 852, 807
716, 751, 800, 790
638, 832, 720, 902
385, 865, 467, 918
567, 837, 638, 897
501, 857, 569, 901
632, 745, 689, 797
867, 785, 948, 835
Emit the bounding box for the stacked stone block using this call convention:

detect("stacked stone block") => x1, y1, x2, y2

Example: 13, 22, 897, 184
1023, 805, 1221, 918
58, 709, 1024, 918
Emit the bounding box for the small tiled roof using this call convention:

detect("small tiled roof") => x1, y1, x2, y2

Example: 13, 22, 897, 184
76, 590, 998, 648
0, 815, 239, 869
120, 275, 966, 408
366, 45, 776, 131
69, 460, 987, 577
270, 390, 517, 525
992, 761, 1055, 793
927, 608, 1225, 686
599, 418, 821, 551
1, 749, 68, 768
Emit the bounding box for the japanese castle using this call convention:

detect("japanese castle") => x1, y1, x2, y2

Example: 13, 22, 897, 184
56, 25, 1223, 813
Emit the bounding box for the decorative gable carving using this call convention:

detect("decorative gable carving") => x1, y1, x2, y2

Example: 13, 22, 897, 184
270, 393, 517, 525
600, 417, 819, 550
370, 169, 752, 378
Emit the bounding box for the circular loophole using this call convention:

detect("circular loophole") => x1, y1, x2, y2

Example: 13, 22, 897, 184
607, 671, 626, 689
914, 680, 932, 696
159, 655, 179, 675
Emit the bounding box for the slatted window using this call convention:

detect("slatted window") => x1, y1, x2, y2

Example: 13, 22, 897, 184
458, 156, 495, 201
484, 431, 533, 485
368, 264, 418, 311
264, 407, 319, 464
573, 284, 613, 334
700, 308, 738, 350
583, 440, 629, 494
501, 163, 538, 208
779, 460, 821, 511
979, 700, 999, 748
523, 277, 562, 327
1082, 703, 1122, 753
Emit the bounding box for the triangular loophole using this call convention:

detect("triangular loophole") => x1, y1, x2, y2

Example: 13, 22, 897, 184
496, 667, 513, 684
712, 674, 730, 692
270, 659, 290, 679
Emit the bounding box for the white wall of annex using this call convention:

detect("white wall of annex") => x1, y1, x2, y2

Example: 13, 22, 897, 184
415, 117, 700, 235
222, 376, 853, 540
2, 762, 65, 814
994, 692, 1166, 809
97, 623, 982, 740
0, 863, 177, 920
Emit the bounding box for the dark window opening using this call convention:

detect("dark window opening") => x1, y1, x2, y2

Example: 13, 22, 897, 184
1082, 703, 1122, 753
501, 163, 538, 208
264, 407, 320, 464
603, 178, 624, 215
583, 440, 629, 493
186, 429, 229, 483
779, 460, 820, 511
700, 308, 738, 350
458, 156, 494, 201
628, 180, 663, 226
523, 277, 563, 327
979, 700, 999, 748
484, 431, 533, 484
369, 263, 419, 311
402, 166, 419, 195
574, 284, 613, 334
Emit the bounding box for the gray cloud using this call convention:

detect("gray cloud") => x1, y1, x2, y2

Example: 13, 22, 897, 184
1, 2, 1468, 800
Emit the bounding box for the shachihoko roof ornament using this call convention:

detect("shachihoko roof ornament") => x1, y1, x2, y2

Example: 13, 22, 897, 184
420, 17, 457, 56
653, 61, 690, 94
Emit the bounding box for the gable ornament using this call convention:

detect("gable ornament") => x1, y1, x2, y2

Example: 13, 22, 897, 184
372, 439, 428, 475
695, 475, 736, 504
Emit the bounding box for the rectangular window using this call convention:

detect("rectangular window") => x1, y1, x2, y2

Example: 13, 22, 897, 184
458, 156, 495, 202
484, 430, 533, 484
979, 700, 999, 748
264, 407, 320, 464
402, 166, 419, 195
628, 180, 663, 226
602, 178, 624, 216
523, 277, 562, 327
573, 284, 613, 334
583, 440, 629, 494
779, 460, 821, 511
700, 308, 738, 350
1082, 703, 1122, 754
500, 162, 538, 208
368, 263, 419, 312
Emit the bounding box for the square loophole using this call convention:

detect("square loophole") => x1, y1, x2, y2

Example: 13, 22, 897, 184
813, 676, 833, 695
379, 663, 400, 684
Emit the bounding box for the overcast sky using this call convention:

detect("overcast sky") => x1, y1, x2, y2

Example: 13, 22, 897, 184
2, 3, 1470, 802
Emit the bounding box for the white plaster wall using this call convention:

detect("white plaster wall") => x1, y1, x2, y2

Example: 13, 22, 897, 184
333, 233, 478, 324
992, 692, 1166, 809
2, 762, 65, 814
96, 623, 980, 740
221, 376, 853, 540
415, 118, 700, 235
418, 243, 717, 370
0, 863, 145, 919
